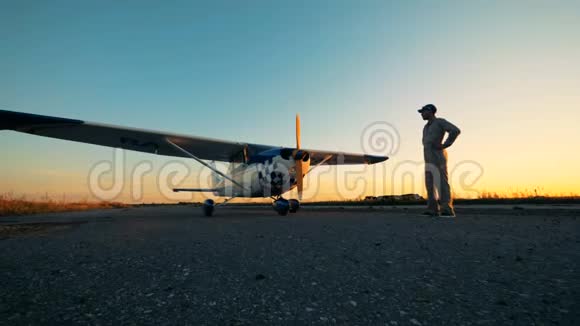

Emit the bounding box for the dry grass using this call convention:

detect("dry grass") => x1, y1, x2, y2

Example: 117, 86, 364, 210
478, 188, 580, 199
0, 194, 127, 217
309, 191, 580, 206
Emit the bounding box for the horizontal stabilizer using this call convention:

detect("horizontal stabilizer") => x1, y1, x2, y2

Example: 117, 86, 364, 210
173, 188, 217, 193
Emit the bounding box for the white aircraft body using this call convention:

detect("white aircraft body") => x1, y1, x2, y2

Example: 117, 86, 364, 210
0, 110, 388, 215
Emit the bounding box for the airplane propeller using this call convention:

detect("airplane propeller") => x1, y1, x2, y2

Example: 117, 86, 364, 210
293, 114, 310, 200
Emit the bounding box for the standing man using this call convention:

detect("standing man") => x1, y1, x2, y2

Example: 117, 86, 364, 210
418, 104, 461, 217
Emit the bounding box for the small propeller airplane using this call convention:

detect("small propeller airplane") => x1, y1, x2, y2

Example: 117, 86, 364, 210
0, 109, 388, 216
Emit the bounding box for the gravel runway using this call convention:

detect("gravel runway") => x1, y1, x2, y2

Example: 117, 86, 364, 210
1, 205, 579, 325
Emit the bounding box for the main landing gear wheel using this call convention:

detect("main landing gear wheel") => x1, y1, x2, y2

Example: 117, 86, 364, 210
289, 199, 300, 213
202, 199, 215, 217
272, 198, 290, 216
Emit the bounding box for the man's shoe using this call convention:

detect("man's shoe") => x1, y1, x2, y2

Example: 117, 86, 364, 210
440, 211, 456, 218
421, 211, 440, 217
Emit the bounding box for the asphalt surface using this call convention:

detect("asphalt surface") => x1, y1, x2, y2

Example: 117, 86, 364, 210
1, 205, 579, 325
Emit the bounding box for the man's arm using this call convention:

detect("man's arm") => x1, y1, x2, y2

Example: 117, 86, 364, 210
440, 119, 461, 148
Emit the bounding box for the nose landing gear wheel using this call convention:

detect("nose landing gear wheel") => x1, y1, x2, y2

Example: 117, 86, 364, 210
272, 198, 290, 216
289, 199, 300, 213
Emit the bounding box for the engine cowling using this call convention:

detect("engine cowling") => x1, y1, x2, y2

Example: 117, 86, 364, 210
293, 150, 310, 162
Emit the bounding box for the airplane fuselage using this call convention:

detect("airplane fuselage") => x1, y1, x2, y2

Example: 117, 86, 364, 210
212, 150, 301, 198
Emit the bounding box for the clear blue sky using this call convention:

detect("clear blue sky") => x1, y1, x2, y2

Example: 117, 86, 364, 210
1, 1, 579, 201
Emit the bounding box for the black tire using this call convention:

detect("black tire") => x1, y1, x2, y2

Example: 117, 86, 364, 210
202, 199, 215, 217
289, 199, 300, 213
273, 199, 290, 216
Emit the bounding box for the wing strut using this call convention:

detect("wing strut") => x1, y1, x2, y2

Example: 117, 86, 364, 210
307, 154, 333, 175
166, 138, 250, 191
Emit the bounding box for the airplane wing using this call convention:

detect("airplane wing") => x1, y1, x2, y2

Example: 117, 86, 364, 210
306, 150, 388, 165
0, 109, 270, 162
0, 109, 388, 165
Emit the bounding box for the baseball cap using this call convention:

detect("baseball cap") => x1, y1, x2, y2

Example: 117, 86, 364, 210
418, 104, 437, 113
